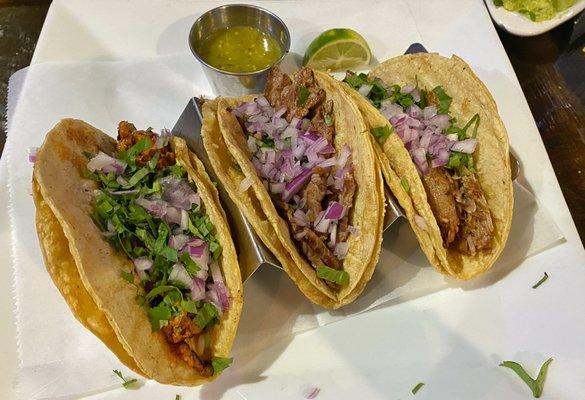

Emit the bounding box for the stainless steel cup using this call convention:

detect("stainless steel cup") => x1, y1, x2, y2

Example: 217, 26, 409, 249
189, 4, 291, 96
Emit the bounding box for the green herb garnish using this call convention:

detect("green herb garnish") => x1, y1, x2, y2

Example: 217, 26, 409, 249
297, 86, 310, 107
113, 369, 138, 389
120, 270, 134, 283
411, 382, 425, 395
432, 86, 452, 114
232, 164, 243, 174
212, 357, 233, 375
316, 266, 349, 286
532, 272, 549, 289
370, 125, 392, 144
324, 114, 333, 126
400, 177, 410, 193
194, 302, 219, 329
500, 358, 553, 398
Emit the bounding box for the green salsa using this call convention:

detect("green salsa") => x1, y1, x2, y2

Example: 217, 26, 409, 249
198, 26, 282, 73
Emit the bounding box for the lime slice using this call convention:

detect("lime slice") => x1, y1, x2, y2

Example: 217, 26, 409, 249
303, 28, 371, 72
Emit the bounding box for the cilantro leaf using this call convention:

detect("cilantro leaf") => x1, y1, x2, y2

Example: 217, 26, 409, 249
316, 266, 349, 286
232, 164, 243, 174
412, 382, 425, 395
120, 270, 134, 283
343, 72, 368, 88
148, 303, 172, 331
493, 0, 503, 6
400, 177, 410, 193
209, 240, 223, 261
181, 300, 199, 314
324, 114, 333, 126
113, 369, 138, 389
118, 138, 152, 170
194, 302, 218, 329
297, 86, 310, 107
179, 252, 200, 275
370, 125, 392, 144
432, 86, 452, 114
532, 272, 549, 289
212, 357, 233, 375
500, 358, 553, 398
123, 166, 150, 189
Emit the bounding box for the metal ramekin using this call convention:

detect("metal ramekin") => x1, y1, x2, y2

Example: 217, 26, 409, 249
189, 4, 291, 96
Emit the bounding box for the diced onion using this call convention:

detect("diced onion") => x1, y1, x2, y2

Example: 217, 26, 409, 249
414, 214, 428, 231
169, 263, 193, 288
239, 176, 254, 192
133, 257, 152, 271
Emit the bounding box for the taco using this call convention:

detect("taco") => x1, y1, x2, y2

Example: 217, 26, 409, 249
341, 53, 513, 279
33, 119, 242, 385
202, 67, 385, 309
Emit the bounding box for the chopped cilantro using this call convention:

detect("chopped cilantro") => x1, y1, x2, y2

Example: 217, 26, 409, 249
82, 150, 94, 160
120, 270, 134, 283
232, 164, 243, 174
500, 358, 553, 398
343, 72, 368, 88
324, 114, 333, 126
175, 396, 181, 400
212, 357, 233, 375
209, 240, 223, 261
167, 165, 186, 177
258, 137, 275, 148
493, 0, 503, 5
118, 138, 152, 171
179, 252, 200, 275
148, 303, 172, 331
370, 125, 392, 144
400, 177, 410, 193
122, 166, 150, 189
194, 302, 219, 329
432, 86, 452, 114
316, 266, 349, 286
412, 382, 425, 395
113, 369, 138, 389
297, 86, 310, 107
180, 300, 199, 314
532, 272, 548, 289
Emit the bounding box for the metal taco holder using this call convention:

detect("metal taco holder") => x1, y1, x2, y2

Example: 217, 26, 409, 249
171, 43, 520, 282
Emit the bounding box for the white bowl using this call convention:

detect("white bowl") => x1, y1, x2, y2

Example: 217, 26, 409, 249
485, 0, 585, 36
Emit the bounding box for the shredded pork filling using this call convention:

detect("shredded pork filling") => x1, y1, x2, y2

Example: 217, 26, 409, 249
236, 67, 356, 286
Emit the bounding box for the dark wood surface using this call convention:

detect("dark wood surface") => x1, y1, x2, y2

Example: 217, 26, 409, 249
0, 2, 583, 242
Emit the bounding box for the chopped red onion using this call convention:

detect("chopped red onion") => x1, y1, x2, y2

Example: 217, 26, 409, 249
27, 147, 39, 163
282, 168, 312, 202
358, 84, 373, 97
314, 211, 331, 233
414, 214, 428, 231
451, 138, 477, 153
348, 225, 359, 236
304, 387, 321, 399
323, 201, 344, 220
270, 182, 286, 194
239, 176, 254, 192
169, 263, 193, 288
87, 151, 127, 175
133, 257, 152, 271
168, 234, 189, 250
336, 145, 351, 167
190, 278, 206, 301
293, 209, 309, 227
160, 175, 199, 210
109, 189, 139, 196
334, 242, 349, 259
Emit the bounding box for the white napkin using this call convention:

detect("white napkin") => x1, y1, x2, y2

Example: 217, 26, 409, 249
5, 55, 564, 400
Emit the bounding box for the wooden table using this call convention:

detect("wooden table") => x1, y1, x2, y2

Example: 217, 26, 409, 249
0, 2, 583, 241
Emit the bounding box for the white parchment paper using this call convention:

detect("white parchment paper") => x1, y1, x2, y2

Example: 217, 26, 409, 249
4, 55, 564, 400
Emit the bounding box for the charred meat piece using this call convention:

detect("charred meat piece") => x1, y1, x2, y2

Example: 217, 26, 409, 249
116, 121, 175, 169
310, 100, 335, 143
265, 67, 292, 110
301, 167, 327, 222
336, 170, 356, 243
453, 173, 494, 255
265, 66, 325, 121
421, 167, 460, 245
177, 343, 213, 377
161, 313, 202, 344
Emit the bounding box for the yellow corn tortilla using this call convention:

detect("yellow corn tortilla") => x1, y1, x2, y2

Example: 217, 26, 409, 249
203, 69, 385, 308
33, 119, 242, 385
342, 53, 513, 279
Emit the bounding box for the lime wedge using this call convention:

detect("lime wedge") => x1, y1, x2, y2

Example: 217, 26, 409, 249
303, 28, 372, 72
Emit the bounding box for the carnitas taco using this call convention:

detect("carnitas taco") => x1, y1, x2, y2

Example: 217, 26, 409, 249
202, 67, 384, 309
33, 119, 242, 385
341, 53, 513, 279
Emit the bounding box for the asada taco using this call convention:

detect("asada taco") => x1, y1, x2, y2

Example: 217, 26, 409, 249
202, 67, 385, 309
341, 53, 513, 279
33, 119, 242, 385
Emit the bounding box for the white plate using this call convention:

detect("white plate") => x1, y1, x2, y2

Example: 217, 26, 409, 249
485, 0, 585, 36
